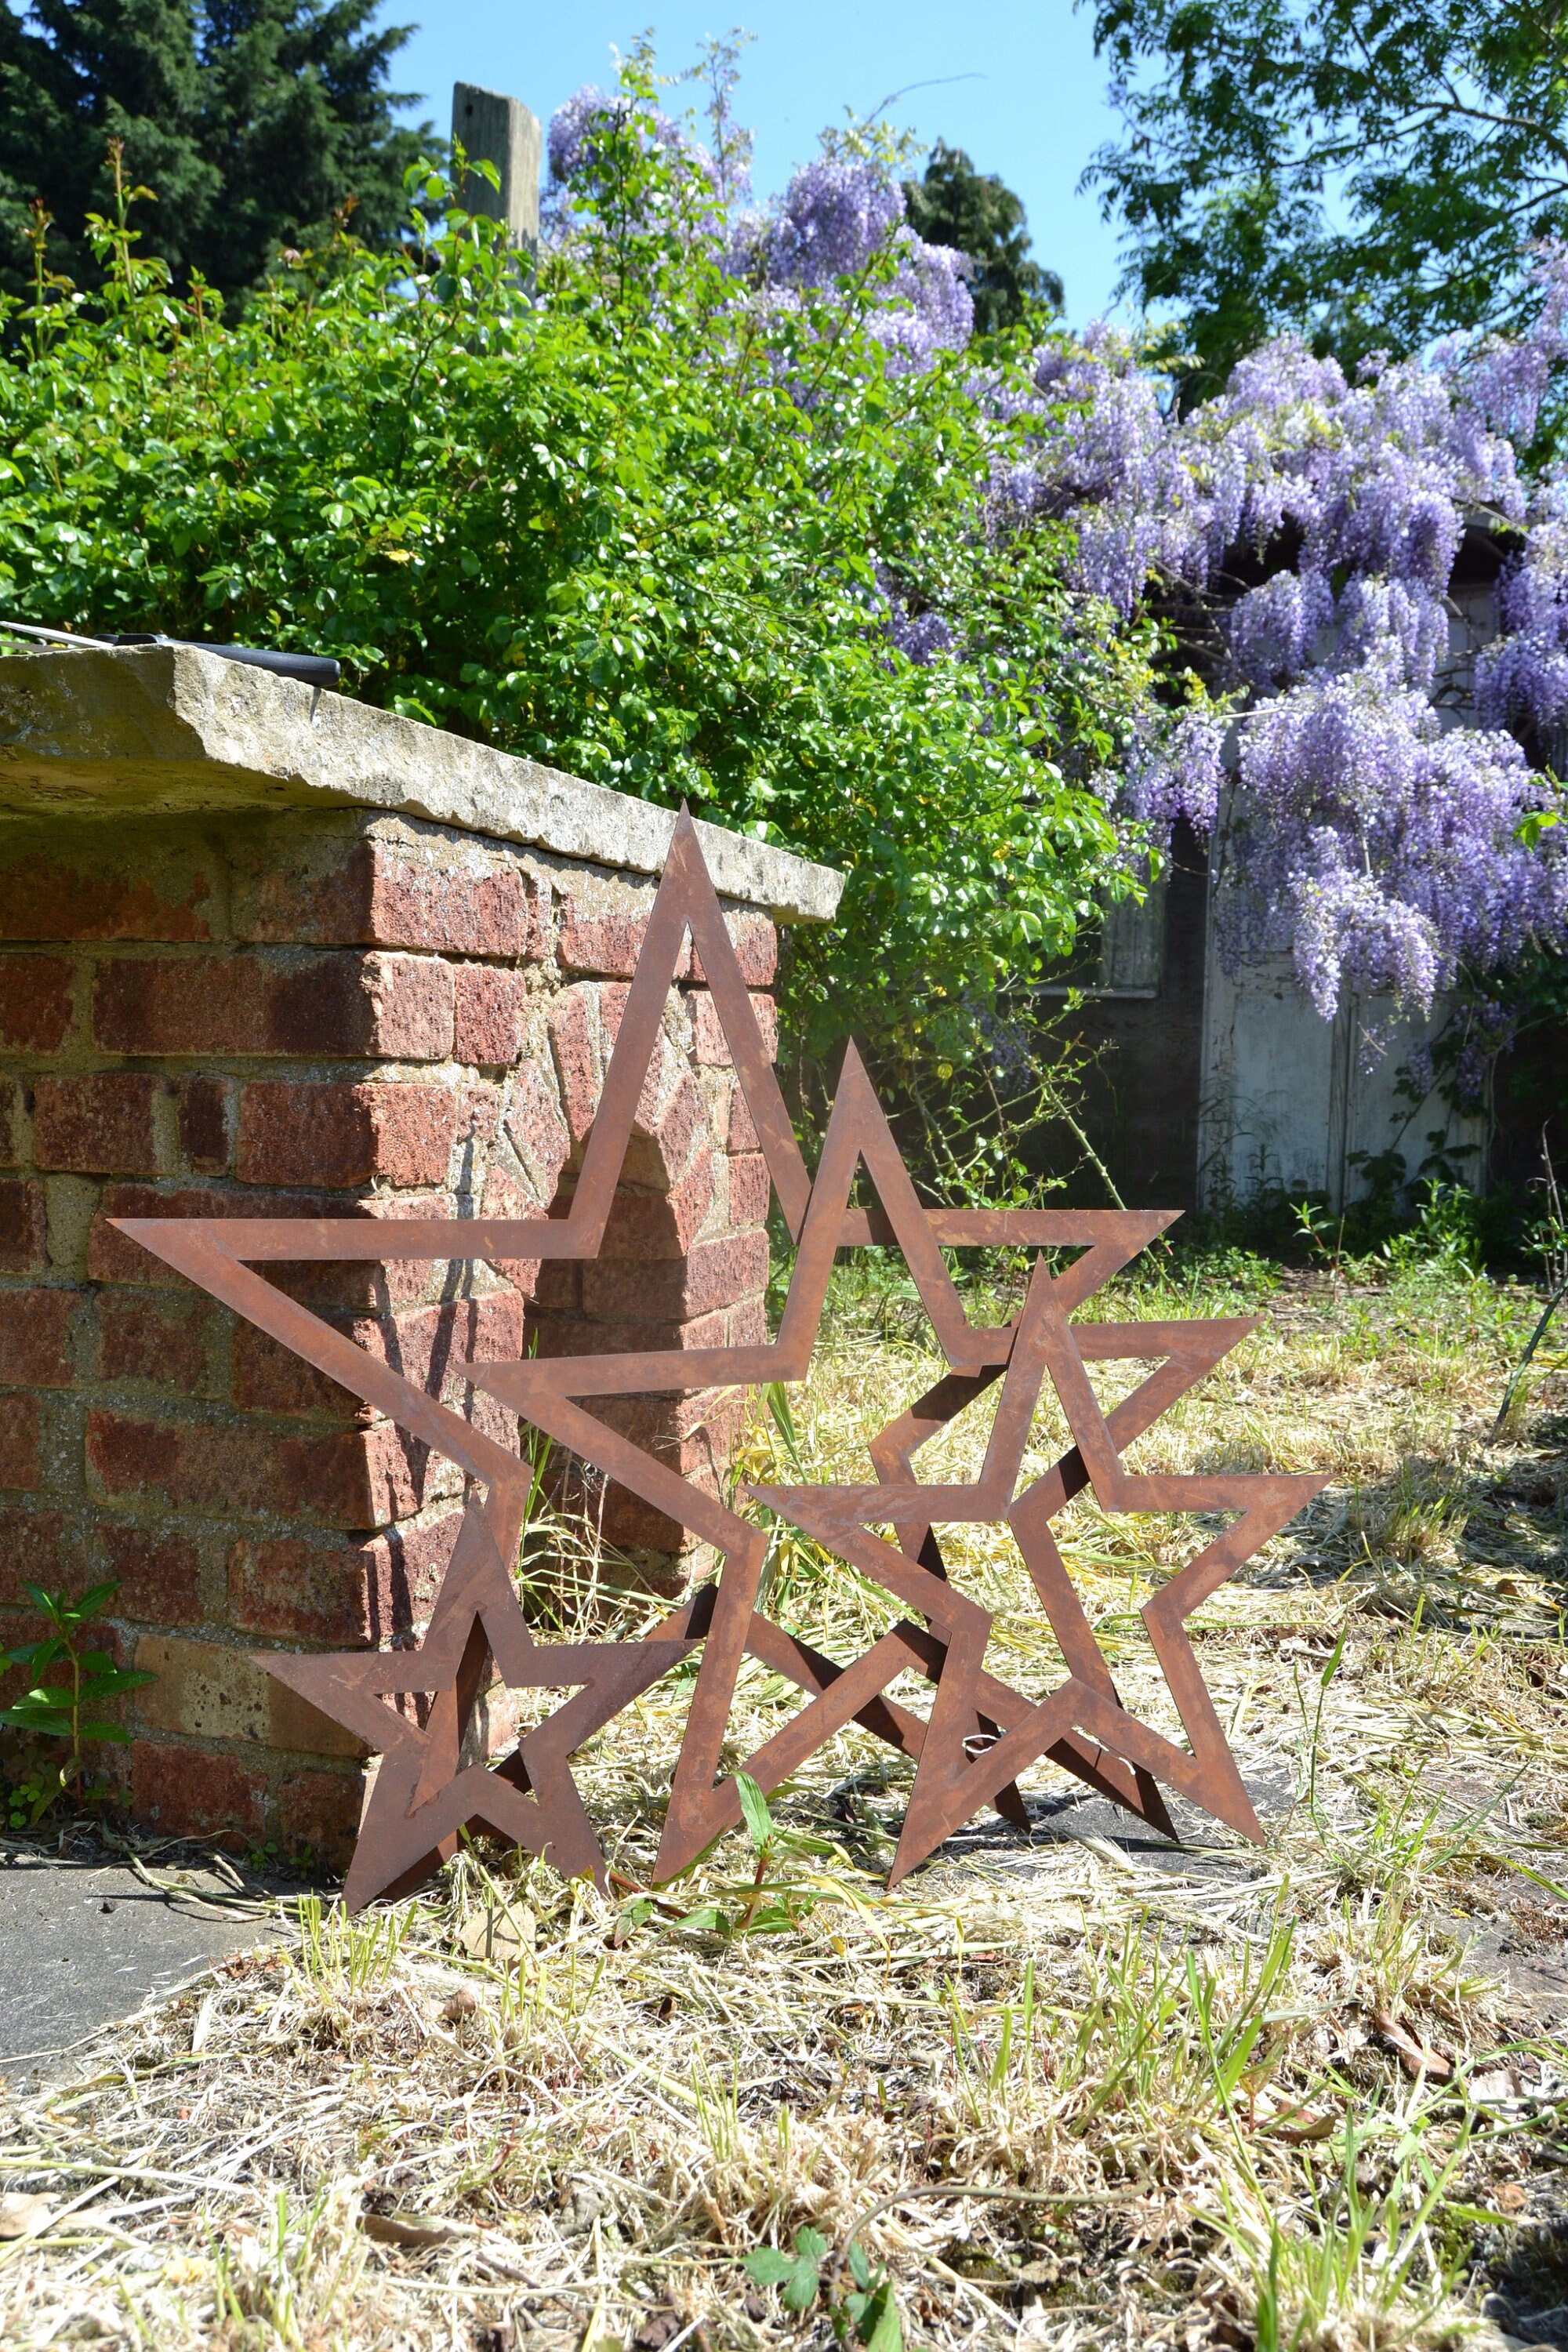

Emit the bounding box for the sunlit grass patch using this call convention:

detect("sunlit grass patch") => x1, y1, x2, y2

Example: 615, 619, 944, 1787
1, 1250, 1564, 2350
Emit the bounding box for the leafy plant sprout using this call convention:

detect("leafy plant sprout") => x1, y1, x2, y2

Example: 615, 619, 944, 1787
0, 1578, 155, 1824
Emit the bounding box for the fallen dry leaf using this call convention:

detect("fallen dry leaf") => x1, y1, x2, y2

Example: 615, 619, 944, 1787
1370, 2009, 1454, 2082
1265, 2109, 1338, 2143
361, 2212, 473, 2250
0, 2193, 53, 2239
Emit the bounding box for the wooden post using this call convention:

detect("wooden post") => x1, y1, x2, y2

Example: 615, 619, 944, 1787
452, 82, 542, 250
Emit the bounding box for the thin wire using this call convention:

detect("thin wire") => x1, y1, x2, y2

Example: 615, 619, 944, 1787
0, 616, 114, 648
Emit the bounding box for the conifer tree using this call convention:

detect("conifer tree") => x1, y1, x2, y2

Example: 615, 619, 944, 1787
902, 139, 1062, 334
0, 0, 430, 310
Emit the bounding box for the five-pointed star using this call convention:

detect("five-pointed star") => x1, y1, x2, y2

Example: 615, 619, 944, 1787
464, 1047, 1183, 1882
756, 1250, 1326, 1881
110, 811, 813, 1905
258, 1473, 695, 1910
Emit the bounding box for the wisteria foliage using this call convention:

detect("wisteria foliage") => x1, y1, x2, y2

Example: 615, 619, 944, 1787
545, 74, 1568, 1044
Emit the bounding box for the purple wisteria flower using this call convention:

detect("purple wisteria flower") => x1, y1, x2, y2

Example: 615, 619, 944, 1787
1015, 299, 1568, 1025
764, 156, 974, 371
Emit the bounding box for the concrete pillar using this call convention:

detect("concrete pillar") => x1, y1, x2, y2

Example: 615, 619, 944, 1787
452, 82, 542, 249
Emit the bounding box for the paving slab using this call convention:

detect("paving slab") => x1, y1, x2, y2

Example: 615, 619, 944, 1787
0, 1857, 283, 2084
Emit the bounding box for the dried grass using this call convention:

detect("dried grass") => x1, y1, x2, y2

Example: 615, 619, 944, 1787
2, 1253, 1566, 2352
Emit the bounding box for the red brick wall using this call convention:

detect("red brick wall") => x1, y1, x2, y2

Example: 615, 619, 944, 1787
0, 808, 777, 1860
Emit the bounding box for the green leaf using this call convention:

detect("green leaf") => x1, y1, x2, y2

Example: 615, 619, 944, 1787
742, 2249, 794, 2288
70, 1583, 122, 1622
858, 2281, 904, 2352
0, 1703, 72, 1737
782, 2231, 826, 2311
734, 1770, 775, 1853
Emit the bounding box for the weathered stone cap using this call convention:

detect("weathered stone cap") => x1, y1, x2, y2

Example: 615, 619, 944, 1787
0, 644, 844, 925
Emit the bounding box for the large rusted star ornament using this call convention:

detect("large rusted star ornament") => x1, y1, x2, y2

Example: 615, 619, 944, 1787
117, 810, 1326, 1906
113, 812, 811, 1911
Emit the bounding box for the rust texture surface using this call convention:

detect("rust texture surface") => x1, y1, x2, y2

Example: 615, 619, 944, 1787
115, 813, 1324, 1909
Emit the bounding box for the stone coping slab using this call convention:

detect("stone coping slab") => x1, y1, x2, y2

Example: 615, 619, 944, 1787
0, 645, 844, 925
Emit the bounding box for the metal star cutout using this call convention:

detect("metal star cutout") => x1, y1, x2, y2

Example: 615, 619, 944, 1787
464, 1051, 1189, 1882
756, 1248, 1325, 1881
111, 813, 809, 1907
259, 1476, 693, 1909
116, 811, 1326, 1904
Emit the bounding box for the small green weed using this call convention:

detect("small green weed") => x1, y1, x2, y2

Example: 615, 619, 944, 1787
744, 2224, 903, 2350
0, 1578, 154, 1824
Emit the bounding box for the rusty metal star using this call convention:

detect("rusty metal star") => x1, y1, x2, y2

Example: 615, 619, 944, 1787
257, 1477, 694, 1909
755, 1250, 1327, 1881
111, 812, 811, 1907
464, 1051, 1183, 1883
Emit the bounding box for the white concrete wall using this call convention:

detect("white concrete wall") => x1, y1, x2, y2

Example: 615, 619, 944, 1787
1196, 948, 1485, 1210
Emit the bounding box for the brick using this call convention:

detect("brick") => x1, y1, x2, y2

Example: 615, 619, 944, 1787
100, 1523, 204, 1624
690, 989, 779, 1067
96, 1289, 209, 1391
691, 914, 778, 989
0, 1077, 20, 1167
241, 828, 538, 958
229, 1508, 463, 1642
86, 1409, 456, 1528
653, 1069, 706, 1183
477, 1164, 543, 1297
578, 1394, 737, 1476
93, 950, 454, 1062
0, 857, 213, 943
275, 1766, 363, 1867
34, 1073, 163, 1175
458, 1081, 503, 1144
135, 1632, 365, 1753
583, 1230, 768, 1322
528, 1305, 729, 1357
237, 1081, 459, 1189
232, 1293, 524, 1417
504, 1058, 571, 1202
596, 1151, 715, 1258
547, 987, 600, 1143
558, 896, 650, 978
530, 1261, 579, 1315
0, 1505, 86, 1605
454, 964, 526, 1065
0, 1286, 74, 1385
0, 1392, 42, 1490
350, 953, 456, 1061
728, 1296, 769, 1346
724, 1085, 760, 1154
0, 1180, 47, 1273
130, 1741, 265, 1846
179, 1076, 230, 1172
0, 954, 74, 1051
728, 1150, 771, 1229
545, 1459, 702, 1554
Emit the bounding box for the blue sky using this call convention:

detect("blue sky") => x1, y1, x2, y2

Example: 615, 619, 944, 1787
387, 1, 1131, 328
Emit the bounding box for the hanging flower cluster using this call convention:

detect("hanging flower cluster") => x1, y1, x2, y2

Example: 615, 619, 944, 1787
545, 79, 1568, 1040
996, 298, 1568, 1026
